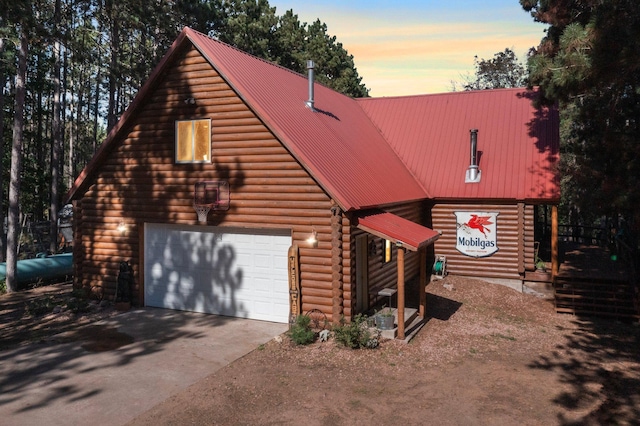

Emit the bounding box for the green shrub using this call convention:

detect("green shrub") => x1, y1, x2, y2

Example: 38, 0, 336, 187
332, 314, 379, 349
25, 296, 56, 316
289, 314, 315, 345
0, 279, 6, 295
66, 298, 90, 313
66, 288, 91, 313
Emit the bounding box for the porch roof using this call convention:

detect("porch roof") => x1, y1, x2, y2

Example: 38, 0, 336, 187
354, 210, 440, 252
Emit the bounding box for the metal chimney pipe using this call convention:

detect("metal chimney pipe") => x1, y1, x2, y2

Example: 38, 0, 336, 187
306, 60, 315, 110
470, 129, 478, 167
466, 129, 481, 183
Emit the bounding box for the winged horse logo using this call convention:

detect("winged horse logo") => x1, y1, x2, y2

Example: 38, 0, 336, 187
461, 214, 493, 237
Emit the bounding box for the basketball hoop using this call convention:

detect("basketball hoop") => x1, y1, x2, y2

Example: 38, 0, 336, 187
193, 181, 230, 223
194, 203, 211, 223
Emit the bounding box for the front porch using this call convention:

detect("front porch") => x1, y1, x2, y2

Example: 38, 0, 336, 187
373, 307, 423, 341
355, 210, 441, 340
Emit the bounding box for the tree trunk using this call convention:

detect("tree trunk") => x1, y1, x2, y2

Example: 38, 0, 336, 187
107, 7, 119, 133
93, 65, 100, 153
50, 0, 62, 254
6, 32, 28, 293
0, 39, 7, 262
35, 53, 44, 221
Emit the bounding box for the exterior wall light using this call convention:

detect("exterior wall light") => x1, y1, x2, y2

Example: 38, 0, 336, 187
307, 229, 318, 248
117, 222, 128, 235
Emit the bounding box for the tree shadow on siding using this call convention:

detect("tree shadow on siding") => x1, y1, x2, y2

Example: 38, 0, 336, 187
143, 224, 247, 318
113, 103, 247, 313
528, 318, 640, 424
49, 46, 259, 415
136, 154, 246, 319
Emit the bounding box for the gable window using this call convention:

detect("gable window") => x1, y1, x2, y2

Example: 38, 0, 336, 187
176, 119, 211, 163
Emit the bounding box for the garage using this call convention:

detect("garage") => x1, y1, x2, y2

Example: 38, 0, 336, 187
143, 223, 291, 323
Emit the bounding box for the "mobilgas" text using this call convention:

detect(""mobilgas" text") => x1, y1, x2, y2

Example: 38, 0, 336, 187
457, 237, 496, 250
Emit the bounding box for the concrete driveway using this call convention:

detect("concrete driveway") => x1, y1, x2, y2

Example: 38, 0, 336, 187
0, 308, 287, 426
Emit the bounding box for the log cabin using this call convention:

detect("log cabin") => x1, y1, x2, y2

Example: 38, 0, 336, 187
66, 27, 559, 338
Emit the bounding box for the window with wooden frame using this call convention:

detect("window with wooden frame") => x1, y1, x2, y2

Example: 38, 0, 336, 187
383, 239, 393, 263
175, 119, 211, 163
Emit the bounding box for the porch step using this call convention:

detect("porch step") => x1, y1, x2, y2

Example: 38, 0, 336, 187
379, 308, 424, 342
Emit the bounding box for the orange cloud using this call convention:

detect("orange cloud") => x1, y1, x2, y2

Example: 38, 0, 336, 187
324, 20, 545, 95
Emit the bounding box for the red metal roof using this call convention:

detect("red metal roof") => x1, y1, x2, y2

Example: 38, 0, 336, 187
68, 28, 559, 211
357, 89, 560, 202
355, 210, 441, 251
185, 28, 428, 211
66, 28, 427, 210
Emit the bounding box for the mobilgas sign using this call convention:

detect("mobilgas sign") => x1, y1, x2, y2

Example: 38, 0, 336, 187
455, 211, 499, 257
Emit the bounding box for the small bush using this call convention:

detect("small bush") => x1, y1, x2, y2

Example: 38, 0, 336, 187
0, 279, 6, 295
289, 314, 315, 345
66, 288, 91, 313
66, 297, 90, 314
333, 314, 379, 349
25, 296, 56, 316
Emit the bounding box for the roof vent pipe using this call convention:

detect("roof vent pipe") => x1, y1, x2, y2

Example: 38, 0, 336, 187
465, 129, 481, 183
306, 60, 315, 111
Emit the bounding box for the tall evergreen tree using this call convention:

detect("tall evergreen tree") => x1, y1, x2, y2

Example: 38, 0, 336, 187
522, 0, 640, 242
0, 0, 370, 276
6, 30, 27, 292
214, 0, 278, 59
303, 19, 368, 98
49, 0, 63, 253
0, 37, 8, 262
271, 9, 307, 73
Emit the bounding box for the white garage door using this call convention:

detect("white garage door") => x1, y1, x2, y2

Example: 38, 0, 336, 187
144, 224, 291, 323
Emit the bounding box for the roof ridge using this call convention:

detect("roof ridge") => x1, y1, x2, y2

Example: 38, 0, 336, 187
356, 86, 530, 102
185, 27, 338, 93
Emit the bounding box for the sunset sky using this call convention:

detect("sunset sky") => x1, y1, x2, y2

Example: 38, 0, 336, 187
269, 0, 548, 96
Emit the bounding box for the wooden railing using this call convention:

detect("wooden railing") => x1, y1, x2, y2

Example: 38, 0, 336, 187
557, 224, 610, 246
614, 236, 639, 317
551, 224, 639, 320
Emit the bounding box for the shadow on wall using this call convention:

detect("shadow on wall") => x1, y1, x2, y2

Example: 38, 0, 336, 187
144, 226, 245, 318
98, 52, 247, 307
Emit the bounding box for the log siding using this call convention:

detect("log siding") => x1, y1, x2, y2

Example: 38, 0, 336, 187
71, 34, 558, 330
430, 202, 535, 280
74, 45, 346, 320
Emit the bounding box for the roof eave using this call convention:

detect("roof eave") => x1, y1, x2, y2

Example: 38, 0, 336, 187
354, 209, 441, 252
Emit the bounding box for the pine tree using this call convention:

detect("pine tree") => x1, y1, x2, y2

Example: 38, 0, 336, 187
522, 0, 640, 244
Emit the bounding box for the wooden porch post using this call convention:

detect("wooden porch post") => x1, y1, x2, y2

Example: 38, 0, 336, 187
419, 247, 427, 318
551, 204, 559, 277
397, 245, 406, 340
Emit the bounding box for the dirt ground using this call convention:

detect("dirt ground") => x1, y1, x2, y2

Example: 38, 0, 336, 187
2, 276, 640, 425
0, 282, 121, 350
